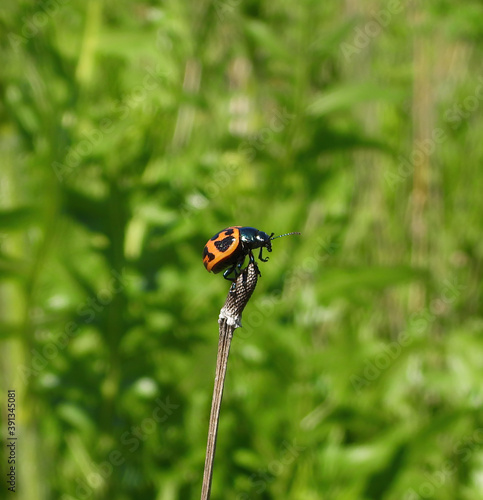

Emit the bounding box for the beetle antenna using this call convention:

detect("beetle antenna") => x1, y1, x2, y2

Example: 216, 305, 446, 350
270, 231, 301, 241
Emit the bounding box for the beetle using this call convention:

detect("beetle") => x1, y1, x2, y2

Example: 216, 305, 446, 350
203, 226, 300, 282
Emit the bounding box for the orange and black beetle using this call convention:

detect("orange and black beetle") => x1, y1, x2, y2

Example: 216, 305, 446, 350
203, 226, 300, 282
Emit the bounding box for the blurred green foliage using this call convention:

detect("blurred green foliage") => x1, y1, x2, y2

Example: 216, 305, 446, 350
1, 1, 483, 499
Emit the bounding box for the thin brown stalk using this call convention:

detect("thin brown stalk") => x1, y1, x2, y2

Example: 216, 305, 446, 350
201, 263, 259, 500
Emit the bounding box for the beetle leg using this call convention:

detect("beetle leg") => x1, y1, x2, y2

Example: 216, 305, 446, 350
223, 265, 237, 282
250, 250, 255, 263
223, 257, 246, 282
258, 247, 269, 262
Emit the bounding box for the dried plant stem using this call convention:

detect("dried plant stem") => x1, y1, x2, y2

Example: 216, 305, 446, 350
201, 263, 259, 500
200, 321, 233, 500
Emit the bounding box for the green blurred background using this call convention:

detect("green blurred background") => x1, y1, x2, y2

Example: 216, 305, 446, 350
1, 1, 483, 499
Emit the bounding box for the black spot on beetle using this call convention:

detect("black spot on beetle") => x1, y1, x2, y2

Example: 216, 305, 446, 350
210, 228, 235, 241
215, 236, 235, 252
203, 247, 215, 261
